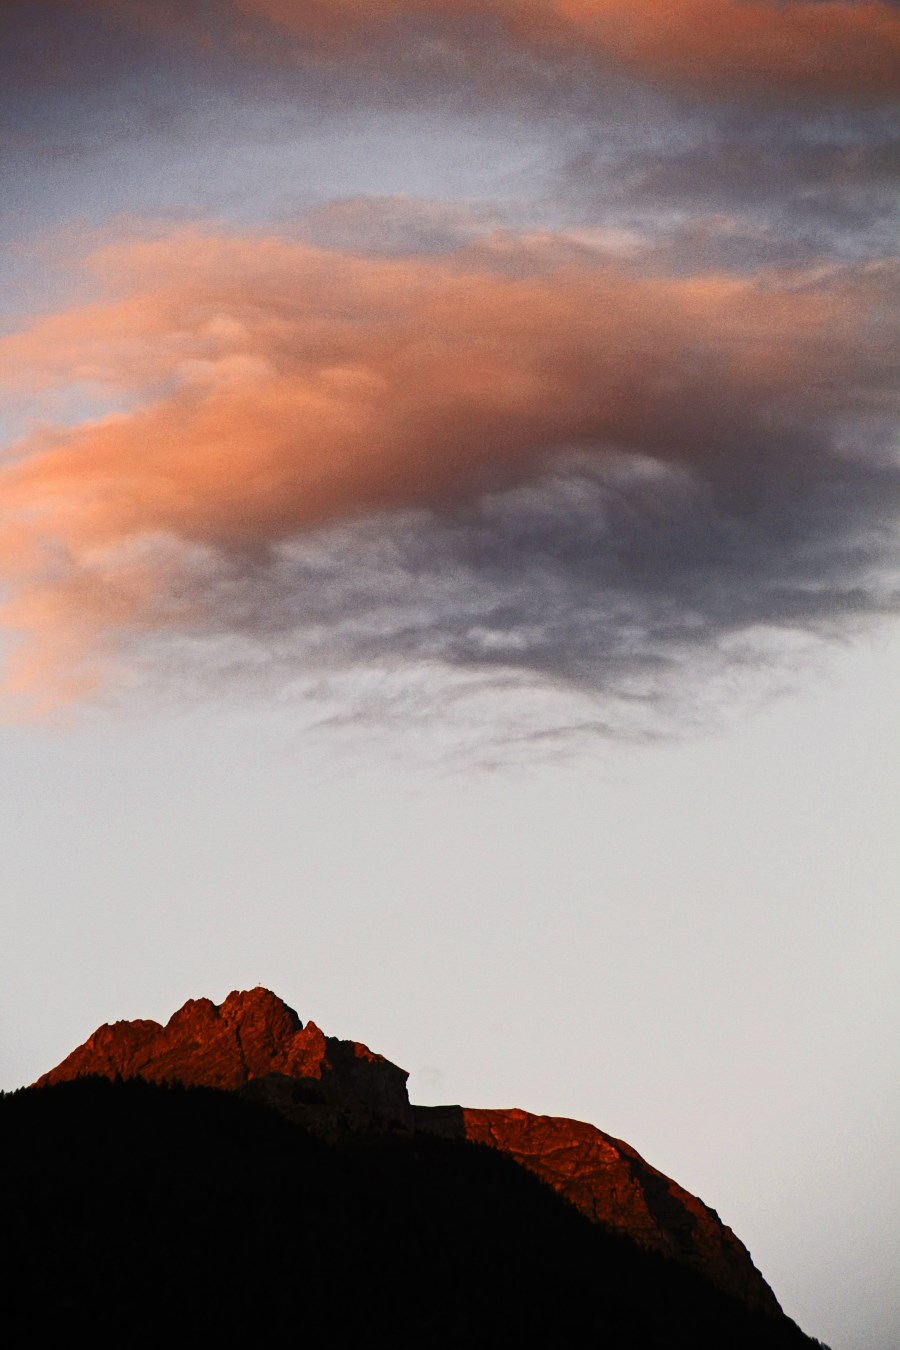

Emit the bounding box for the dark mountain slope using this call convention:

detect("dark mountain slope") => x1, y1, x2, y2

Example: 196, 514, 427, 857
35, 986, 779, 1313
1, 1077, 822, 1348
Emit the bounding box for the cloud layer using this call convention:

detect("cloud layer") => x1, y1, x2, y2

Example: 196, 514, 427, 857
6, 0, 900, 101
0, 2, 896, 730
1, 225, 896, 716
242, 0, 900, 97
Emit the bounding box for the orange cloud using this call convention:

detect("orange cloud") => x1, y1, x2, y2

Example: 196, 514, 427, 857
233, 0, 900, 98
552, 0, 900, 97
11, 1, 900, 100
0, 225, 894, 709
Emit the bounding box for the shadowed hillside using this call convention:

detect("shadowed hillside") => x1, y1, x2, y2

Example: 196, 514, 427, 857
34, 986, 784, 1314
1, 1077, 826, 1347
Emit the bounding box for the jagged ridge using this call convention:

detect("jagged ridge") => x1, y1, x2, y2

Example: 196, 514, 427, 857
37, 986, 779, 1315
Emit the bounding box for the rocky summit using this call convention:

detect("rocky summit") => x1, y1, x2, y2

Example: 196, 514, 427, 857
38, 986, 411, 1127
39, 987, 778, 1317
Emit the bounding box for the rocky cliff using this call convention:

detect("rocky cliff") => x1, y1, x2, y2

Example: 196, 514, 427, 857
38, 987, 779, 1316
38, 986, 411, 1127
414, 1104, 778, 1315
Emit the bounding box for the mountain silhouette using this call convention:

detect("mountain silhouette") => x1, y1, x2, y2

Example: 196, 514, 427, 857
4, 987, 827, 1347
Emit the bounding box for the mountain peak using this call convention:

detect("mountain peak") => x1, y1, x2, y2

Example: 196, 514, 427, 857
37, 987, 409, 1111
37, 988, 779, 1316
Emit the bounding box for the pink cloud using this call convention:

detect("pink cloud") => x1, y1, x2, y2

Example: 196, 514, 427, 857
11, 1, 900, 99
550, 1, 900, 97
1, 224, 893, 709
226, 0, 900, 97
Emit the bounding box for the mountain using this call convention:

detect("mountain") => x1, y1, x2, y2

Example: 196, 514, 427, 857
37, 986, 412, 1125
417, 1105, 779, 1315
12, 987, 824, 1346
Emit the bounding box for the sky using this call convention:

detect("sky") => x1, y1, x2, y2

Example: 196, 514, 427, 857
0, 3, 898, 1346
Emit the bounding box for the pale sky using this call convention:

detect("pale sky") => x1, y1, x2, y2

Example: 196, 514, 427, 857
1, 5, 898, 1348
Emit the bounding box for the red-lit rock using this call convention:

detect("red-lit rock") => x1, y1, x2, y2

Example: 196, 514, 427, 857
37, 988, 779, 1315
463, 1108, 780, 1316
37, 987, 411, 1124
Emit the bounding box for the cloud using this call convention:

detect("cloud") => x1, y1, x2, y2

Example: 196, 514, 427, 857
141, 450, 898, 747
543, 0, 900, 99
5, 1, 900, 103
562, 131, 900, 263
230, 0, 900, 100
0, 223, 896, 720
300, 197, 511, 258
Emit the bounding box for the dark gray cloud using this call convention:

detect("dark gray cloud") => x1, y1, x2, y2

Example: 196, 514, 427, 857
554, 104, 900, 271
137, 440, 898, 743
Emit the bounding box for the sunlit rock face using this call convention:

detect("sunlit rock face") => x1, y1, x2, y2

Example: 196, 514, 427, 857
414, 1105, 780, 1316
37, 987, 412, 1125
38, 988, 777, 1314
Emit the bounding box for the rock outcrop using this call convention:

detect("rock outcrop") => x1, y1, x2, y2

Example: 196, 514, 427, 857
413, 1104, 779, 1316
37, 987, 412, 1128
37, 987, 779, 1316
